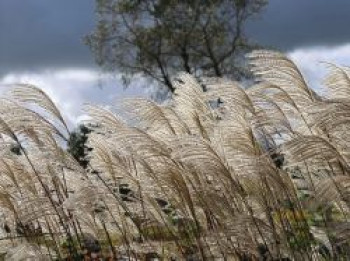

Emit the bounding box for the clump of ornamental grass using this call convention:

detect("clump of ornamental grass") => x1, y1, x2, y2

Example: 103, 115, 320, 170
0, 51, 349, 260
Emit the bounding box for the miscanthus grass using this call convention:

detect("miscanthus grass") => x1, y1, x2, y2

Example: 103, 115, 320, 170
0, 51, 349, 260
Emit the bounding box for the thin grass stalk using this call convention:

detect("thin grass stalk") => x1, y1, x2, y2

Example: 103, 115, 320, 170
16, 141, 79, 258
101, 221, 117, 259
86, 162, 144, 235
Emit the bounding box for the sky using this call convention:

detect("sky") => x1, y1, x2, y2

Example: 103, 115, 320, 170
1, 0, 350, 127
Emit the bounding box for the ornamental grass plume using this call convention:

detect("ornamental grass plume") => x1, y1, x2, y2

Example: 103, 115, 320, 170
0, 51, 349, 260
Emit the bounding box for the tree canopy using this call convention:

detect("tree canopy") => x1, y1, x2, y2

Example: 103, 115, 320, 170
86, 0, 268, 93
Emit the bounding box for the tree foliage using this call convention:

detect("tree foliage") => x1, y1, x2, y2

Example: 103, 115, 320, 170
86, 0, 268, 93
67, 124, 92, 169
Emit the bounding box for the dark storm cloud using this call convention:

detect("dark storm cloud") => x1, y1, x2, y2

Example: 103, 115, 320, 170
1, 0, 350, 77
0, 0, 95, 76
1, 0, 350, 123
247, 0, 350, 50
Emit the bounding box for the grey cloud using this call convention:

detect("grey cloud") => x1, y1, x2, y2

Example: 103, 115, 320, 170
247, 0, 350, 50
1, 0, 350, 78
0, 0, 96, 76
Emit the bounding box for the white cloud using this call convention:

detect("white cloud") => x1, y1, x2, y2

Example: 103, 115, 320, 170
0, 68, 147, 128
1, 43, 350, 129
288, 43, 350, 93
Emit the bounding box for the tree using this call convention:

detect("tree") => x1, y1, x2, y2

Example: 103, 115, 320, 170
86, 0, 268, 93
67, 124, 92, 169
